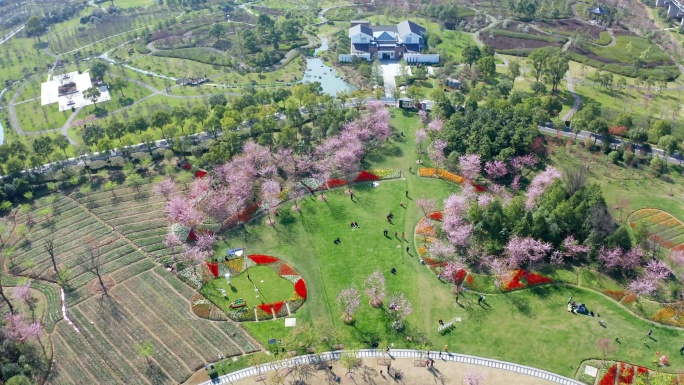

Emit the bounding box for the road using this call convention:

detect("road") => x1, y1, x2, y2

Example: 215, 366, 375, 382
0, 25, 25, 45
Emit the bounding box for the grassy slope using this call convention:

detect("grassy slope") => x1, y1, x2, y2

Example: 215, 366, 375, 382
215, 110, 684, 378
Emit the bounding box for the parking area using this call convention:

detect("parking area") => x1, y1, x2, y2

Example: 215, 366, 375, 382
380, 60, 400, 97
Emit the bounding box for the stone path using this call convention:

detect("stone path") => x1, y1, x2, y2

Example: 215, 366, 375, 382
198, 349, 583, 385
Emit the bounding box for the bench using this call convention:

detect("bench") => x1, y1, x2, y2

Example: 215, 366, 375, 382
438, 322, 455, 334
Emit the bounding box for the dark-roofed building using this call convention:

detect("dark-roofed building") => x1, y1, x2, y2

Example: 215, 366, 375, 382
341, 20, 439, 63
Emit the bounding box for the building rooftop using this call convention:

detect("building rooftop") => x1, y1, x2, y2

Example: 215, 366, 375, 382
397, 20, 426, 37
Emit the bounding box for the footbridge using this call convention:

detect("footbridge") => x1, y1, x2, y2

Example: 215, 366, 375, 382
656, 0, 684, 24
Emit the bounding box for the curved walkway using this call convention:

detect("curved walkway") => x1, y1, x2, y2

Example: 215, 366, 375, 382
201, 349, 582, 385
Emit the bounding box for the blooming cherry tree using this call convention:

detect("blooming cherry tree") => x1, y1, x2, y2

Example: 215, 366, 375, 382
428, 117, 444, 134
416, 197, 436, 217
337, 287, 361, 323
429, 139, 448, 167
525, 167, 561, 210
443, 260, 466, 285
428, 240, 456, 261
415, 129, 428, 158
364, 271, 386, 307
153, 178, 178, 200
504, 236, 552, 269
459, 154, 482, 180
387, 292, 413, 330
484, 160, 508, 179
12, 283, 32, 309
419, 109, 429, 127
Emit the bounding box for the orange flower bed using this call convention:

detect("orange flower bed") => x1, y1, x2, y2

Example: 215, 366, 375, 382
622, 293, 637, 304
416, 217, 437, 237
418, 168, 438, 177
652, 307, 676, 324
603, 290, 625, 301
436, 169, 464, 184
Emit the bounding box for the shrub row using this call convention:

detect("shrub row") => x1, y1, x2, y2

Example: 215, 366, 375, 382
489, 29, 567, 43
566, 52, 679, 80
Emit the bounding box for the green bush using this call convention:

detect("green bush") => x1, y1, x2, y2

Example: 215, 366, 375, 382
134, 45, 151, 54
595, 32, 612, 46
566, 52, 679, 80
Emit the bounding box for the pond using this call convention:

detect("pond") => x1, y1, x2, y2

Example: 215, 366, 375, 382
301, 37, 355, 97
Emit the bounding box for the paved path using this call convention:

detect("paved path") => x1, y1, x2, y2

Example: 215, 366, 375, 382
562, 70, 581, 121
0, 25, 24, 45
380, 61, 400, 97
199, 349, 582, 385
472, 15, 509, 67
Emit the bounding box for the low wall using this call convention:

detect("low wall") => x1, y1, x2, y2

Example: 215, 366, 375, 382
404, 54, 440, 63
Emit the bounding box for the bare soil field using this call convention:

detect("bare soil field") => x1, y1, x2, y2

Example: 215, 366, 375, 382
536, 19, 604, 39
482, 35, 558, 50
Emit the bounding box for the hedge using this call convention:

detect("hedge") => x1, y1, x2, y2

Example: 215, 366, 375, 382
489, 29, 567, 44
566, 52, 679, 80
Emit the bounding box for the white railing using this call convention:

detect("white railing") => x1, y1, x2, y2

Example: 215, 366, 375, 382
200, 349, 583, 385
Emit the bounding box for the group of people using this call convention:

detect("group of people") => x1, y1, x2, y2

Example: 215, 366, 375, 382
350, 221, 360, 229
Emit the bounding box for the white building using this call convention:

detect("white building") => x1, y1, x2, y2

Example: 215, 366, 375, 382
339, 20, 439, 63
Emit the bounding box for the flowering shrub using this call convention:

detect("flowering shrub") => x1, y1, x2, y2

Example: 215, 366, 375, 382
179, 265, 203, 289
206, 262, 219, 277
416, 217, 437, 236
619, 363, 634, 384
354, 171, 381, 182
279, 263, 298, 276
301, 177, 325, 190
171, 223, 191, 241
321, 178, 347, 189
437, 169, 464, 184
369, 169, 401, 179
503, 270, 552, 291
622, 293, 637, 304
418, 168, 438, 177
428, 211, 443, 221
603, 290, 625, 301
599, 364, 618, 385
295, 278, 308, 299
226, 258, 245, 273
248, 254, 280, 265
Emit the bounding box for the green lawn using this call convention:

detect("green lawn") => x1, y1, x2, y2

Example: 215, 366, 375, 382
201, 265, 295, 314
585, 35, 669, 64
207, 110, 684, 378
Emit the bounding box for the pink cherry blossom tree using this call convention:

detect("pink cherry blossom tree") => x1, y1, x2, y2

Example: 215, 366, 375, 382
364, 271, 386, 307
153, 178, 178, 200
525, 167, 562, 210
3, 313, 42, 342
511, 154, 538, 174
562, 235, 590, 258
429, 139, 448, 167
337, 287, 361, 323
428, 117, 444, 134
415, 129, 428, 159
484, 160, 508, 179
416, 197, 436, 217
189, 175, 212, 199
261, 179, 281, 224
598, 246, 643, 272
428, 240, 456, 261
387, 292, 413, 330
504, 236, 552, 269
419, 109, 429, 127
165, 197, 204, 227
511, 175, 522, 190
465, 370, 485, 385
459, 154, 481, 181
12, 283, 32, 310
194, 232, 217, 253
443, 260, 466, 285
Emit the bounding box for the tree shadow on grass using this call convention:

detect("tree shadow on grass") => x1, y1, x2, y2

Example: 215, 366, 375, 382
503, 293, 534, 318
365, 142, 403, 164
463, 302, 490, 323
527, 283, 564, 301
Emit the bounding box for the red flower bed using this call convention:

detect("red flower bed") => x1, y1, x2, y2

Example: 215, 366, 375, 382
354, 171, 380, 182
599, 364, 618, 385
504, 270, 552, 291
181, 163, 192, 170
603, 290, 625, 301
258, 301, 284, 315
428, 211, 443, 221
472, 183, 487, 192
466, 275, 474, 285
637, 366, 648, 376
206, 262, 219, 277
249, 254, 280, 265
454, 269, 467, 285
618, 363, 634, 384
279, 264, 298, 276
188, 229, 198, 241
294, 278, 307, 299
323, 178, 347, 189
238, 201, 261, 223
195, 170, 208, 178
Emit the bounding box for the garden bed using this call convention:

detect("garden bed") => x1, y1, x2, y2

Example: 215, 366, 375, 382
537, 19, 605, 39
482, 34, 560, 51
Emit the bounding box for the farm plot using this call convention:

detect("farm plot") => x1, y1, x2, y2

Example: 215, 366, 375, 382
537, 19, 605, 39
629, 208, 684, 251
